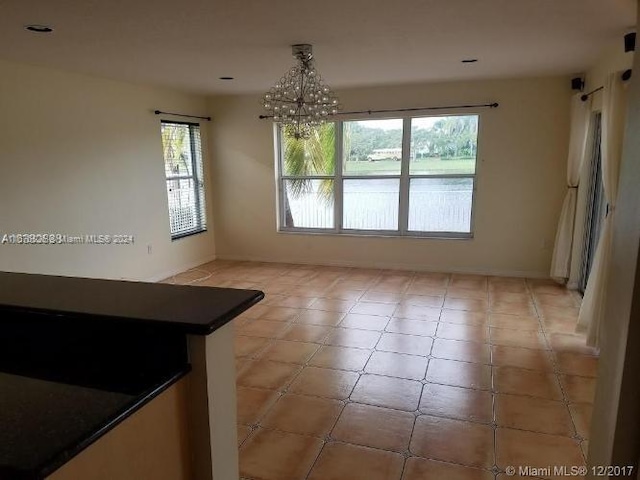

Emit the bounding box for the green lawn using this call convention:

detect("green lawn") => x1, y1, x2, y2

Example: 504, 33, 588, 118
343, 157, 476, 175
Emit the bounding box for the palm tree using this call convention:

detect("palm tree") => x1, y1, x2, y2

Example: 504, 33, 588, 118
282, 123, 336, 227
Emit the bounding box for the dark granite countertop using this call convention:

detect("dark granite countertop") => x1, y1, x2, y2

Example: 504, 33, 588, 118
0, 272, 264, 335
0, 367, 189, 480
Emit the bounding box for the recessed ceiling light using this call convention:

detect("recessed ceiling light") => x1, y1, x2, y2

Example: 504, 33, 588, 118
461, 59, 478, 63
219, 76, 234, 80
24, 24, 54, 33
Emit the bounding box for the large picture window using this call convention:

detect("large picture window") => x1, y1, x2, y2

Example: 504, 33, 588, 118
277, 114, 479, 237
161, 121, 207, 239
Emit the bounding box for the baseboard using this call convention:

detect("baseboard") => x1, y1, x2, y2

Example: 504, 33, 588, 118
215, 253, 550, 279
145, 254, 217, 283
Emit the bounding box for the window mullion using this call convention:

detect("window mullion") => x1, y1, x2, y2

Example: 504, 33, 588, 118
335, 121, 343, 233
398, 117, 411, 234
189, 126, 202, 230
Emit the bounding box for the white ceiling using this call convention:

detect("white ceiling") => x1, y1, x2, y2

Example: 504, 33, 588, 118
0, 0, 635, 95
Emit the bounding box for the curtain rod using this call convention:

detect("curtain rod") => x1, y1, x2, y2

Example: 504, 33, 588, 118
581, 69, 632, 102
258, 102, 499, 120
154, 110, 212, 121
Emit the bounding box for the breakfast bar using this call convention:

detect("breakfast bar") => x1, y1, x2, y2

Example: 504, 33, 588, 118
0, 272, 263, 480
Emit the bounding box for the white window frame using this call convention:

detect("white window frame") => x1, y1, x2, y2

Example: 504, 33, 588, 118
275, 113, 480, 239
161, 120, 207, 240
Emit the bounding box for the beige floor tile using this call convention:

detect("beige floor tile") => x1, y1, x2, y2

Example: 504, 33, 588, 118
402, 457, 494, 480
488, 279, 528, 294
260, 340, 320, 364
323, 288, 366, 301
351, 301, 398, 316
554, 352, 598, 377
426, 358, 492, 390
446, 287, 488, 300
412, 273, 450, 287
385, 318, 438, 337
495, 394, 574, 436
490, 291, 532, 304
237, 360, 302, 391
260, 293, 288, 306
308, 442, 404, 480
309, 298, 356, 313
293, 286, 333, 297
401, 294, 446, 307
490, 327, 548, 349
440, 309, 490, 326
392, 304, 442, 321
339, 313, 390, 331
331, 403, 414, 452
289, 366, 360, 399
491, 345, 554, 371
432, 338, 491, 364
444, 297, 489, 312
364, 351, 428, 380
280, 324, 333, 343
538, 304, 579, 319
240, 428, 323, 480
258, 306, 303, 321
261, 393, 343, 437
449, 275, 488, 291
493, 367, 562, 400
270, 295, 318, 309
560, 375, 597, 404
529, 282, 569, 296
437, 322, 490, 343
377, 332, 433, 356
490, 300, 537, 317
296, 309, 345, 326
237, 424, 252, 446
405, 284, 448, 296
535, 292, 577, 307
370, 282, 412, 295
350, 374, 423, 411
489, 313, 541, 331
239, 319, 291, 338
361, 291, 404, 304
236, 386, 279, 425
569, 403, 593, 439
309, 345, 372, 371
325, 328, 381, 349
548, 333, 598, 355
410, 415, 494, 468
542, 315, 580, 334
419, 383, 493, 423
234, 335, 271, 357
495, 428, 584, 479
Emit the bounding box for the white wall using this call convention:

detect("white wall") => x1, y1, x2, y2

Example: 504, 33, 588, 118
208, 76, 570, 277
0, 59, 215, 281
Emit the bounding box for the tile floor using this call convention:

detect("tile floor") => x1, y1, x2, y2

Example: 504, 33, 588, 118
169, 260, 598, 480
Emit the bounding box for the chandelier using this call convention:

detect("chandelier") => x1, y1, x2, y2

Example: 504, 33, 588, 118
262, 44, 340, 140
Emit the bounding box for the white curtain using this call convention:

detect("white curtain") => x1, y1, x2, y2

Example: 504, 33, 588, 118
577, 73, 628, 348
550, 95, 591, 282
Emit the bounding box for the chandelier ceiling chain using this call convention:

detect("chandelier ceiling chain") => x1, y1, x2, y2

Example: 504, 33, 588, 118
262, 44, 340, 140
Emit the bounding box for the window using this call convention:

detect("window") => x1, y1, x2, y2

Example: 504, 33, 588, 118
277, 114, 479, 237
161, 121, 207, 239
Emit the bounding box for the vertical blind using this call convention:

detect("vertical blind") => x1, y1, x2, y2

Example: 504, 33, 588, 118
160, 121, 207, 239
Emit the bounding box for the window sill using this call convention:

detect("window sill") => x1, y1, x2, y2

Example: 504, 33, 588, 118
171, 229, 207, 241
276, 228, 473, 241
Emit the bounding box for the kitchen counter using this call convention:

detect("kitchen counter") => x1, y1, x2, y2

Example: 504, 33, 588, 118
0, 272, 264, 480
